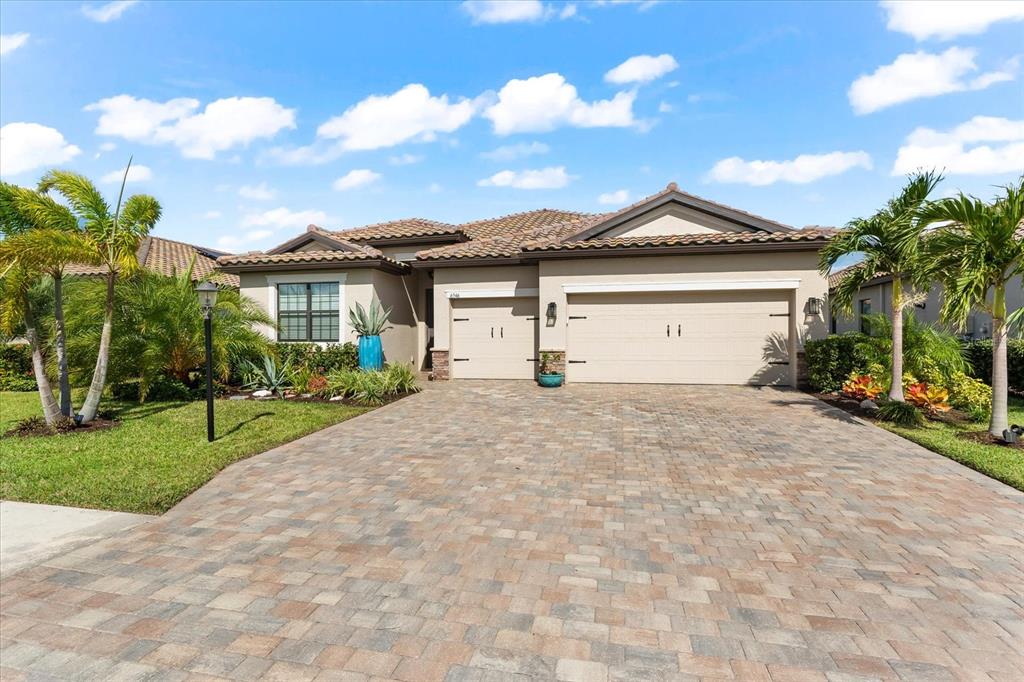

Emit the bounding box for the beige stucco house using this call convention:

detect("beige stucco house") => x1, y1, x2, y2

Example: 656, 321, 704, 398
829, 264, 1023, 338
217, 183, 834, 386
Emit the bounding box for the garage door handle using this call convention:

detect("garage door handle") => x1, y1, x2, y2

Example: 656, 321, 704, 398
677, 324, 681, 337
500, 327, 504, 338
453, 358, 470, 362
666, 324, 670, 337
490, 326, 494, 338
454, 318, 469, 321
568, 360, 586, 364
568, 315, 587, 320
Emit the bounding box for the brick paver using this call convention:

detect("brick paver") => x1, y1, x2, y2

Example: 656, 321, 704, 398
2, 382, 1022, 681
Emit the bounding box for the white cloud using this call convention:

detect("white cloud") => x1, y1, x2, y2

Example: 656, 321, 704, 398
480, 141, 550, 161
708, 151, 872, 186
484, 73, 636, 135
388, 153, 423, 165
892, 115, 1024, 175
238, 182, 276, 200
478, 166, 574, 189
0, 33, 29, 56
203, 210, 222, 219
605, 54, 678, 84
99, 142, 117, 152
848, 47, 1016, 114
100, 164, 152, 184
333, 169, 382, 191
318, 84, 475, 151
217, 229, 274, 249
428, 182, 443, 193
241, 207, 331, 230
560, 4, 577, 19
263, 142, 344, 166
598, 189, 630, 204
658, 101, 673, 113
81, 0, 138, 22
462, 0, 548, 23
85, 94, 296, 159
0, 123, 81, 176
881, 0, 1024, 40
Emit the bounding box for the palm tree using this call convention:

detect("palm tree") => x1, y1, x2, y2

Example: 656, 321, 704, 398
0, 264, 61, 424
37, 160, 161, 422
63, 259, 271, 399
0, 182, 95, 417
820, 170, 942, 401
920, 179, 1024, 438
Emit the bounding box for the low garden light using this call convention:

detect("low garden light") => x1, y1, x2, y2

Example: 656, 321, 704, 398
195, 281, 219, 442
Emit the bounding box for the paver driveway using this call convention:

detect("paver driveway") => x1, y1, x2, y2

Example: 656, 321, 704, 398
2, 382, 1023, 682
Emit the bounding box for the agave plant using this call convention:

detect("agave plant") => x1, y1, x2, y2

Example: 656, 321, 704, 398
348, 300, 392, 337
243, 356, 293, 397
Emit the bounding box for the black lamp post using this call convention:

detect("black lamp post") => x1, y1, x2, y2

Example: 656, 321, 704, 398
195, 281, 219, 442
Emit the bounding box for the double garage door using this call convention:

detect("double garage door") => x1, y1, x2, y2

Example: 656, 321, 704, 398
449, 291, 790, 384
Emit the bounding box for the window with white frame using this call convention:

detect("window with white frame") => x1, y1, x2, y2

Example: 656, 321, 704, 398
277, 282, 339, 342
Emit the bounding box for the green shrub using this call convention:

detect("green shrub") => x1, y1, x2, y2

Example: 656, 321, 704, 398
856, 313, 967, 385
962, 339, 1024, 389
947, 371, 991, 420
242, 356, 293, 397
877, 399, 925, 426
0, 344, 36, 391
804, 333, 869, 392
271, 342, 358, 376
325, 363, 420, 406
145, 375, 193, 402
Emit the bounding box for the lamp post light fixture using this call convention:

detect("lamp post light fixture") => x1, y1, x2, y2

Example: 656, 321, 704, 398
195, 281, 219, 442
807, 297, 822, 316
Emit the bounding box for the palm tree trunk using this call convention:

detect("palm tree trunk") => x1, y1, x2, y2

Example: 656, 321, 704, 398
889, 278, 904, 402
23, 303, 60, 425
52, 271, 73, 418
78, 273, 115, 423
989, 283, 1009, 438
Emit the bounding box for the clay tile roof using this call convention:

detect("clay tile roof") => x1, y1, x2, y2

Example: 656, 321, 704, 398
216, 243, 398, 269
329, 217, 462, 241
456, 208, 594, 240
827, 262, 864, 289
523, 227, 837, 254
417, 209, 598, 260
66, 236, 239, 287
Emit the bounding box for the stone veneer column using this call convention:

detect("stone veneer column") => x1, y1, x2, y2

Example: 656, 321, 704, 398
539, 350, 566, 376
431, 349, 450, 380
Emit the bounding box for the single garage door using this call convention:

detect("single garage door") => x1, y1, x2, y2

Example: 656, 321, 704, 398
567, 290, 791, 384
451, 298, 539, 379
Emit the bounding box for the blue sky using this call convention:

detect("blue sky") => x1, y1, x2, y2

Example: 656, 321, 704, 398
1, 0, 1022, 255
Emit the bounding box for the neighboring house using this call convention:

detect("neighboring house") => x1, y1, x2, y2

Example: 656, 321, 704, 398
217, 183, 833, 386
828, 264, 1023, 338
67, 235, 239, 287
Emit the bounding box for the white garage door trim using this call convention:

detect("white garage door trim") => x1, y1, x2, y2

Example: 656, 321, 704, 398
562, 279, 800, 294
446, 288, 539, 299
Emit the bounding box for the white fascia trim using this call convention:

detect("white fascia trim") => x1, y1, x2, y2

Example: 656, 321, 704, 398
445, 288, 539, 299
562, 279, 801, 294
265, 273, 348, 343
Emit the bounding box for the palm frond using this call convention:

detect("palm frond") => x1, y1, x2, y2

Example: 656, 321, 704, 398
38, 170, 111, 232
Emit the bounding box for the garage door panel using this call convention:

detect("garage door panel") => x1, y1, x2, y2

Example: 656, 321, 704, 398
452, 298, 538, 379
567, 291, 790, 385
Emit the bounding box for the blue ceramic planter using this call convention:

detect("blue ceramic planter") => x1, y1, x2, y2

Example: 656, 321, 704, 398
358, 335, 383, 370
538, 373, 564, 388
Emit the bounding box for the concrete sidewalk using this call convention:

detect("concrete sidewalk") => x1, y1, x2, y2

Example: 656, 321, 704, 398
0, 500, 152, 575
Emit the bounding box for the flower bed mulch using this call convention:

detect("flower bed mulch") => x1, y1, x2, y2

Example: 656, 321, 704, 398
811, 391, 973, 425
5, 416, 120, 439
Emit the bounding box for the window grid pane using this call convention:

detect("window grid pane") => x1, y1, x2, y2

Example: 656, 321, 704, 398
277, 282, 338, 342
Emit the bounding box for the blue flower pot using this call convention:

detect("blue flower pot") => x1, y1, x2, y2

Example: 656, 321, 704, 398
358, 335, 383, 370
538, 373, 564, 388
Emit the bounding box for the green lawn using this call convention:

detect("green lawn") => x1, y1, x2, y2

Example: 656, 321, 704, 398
0, 392, 368, 514
878, 398, 1024, 492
